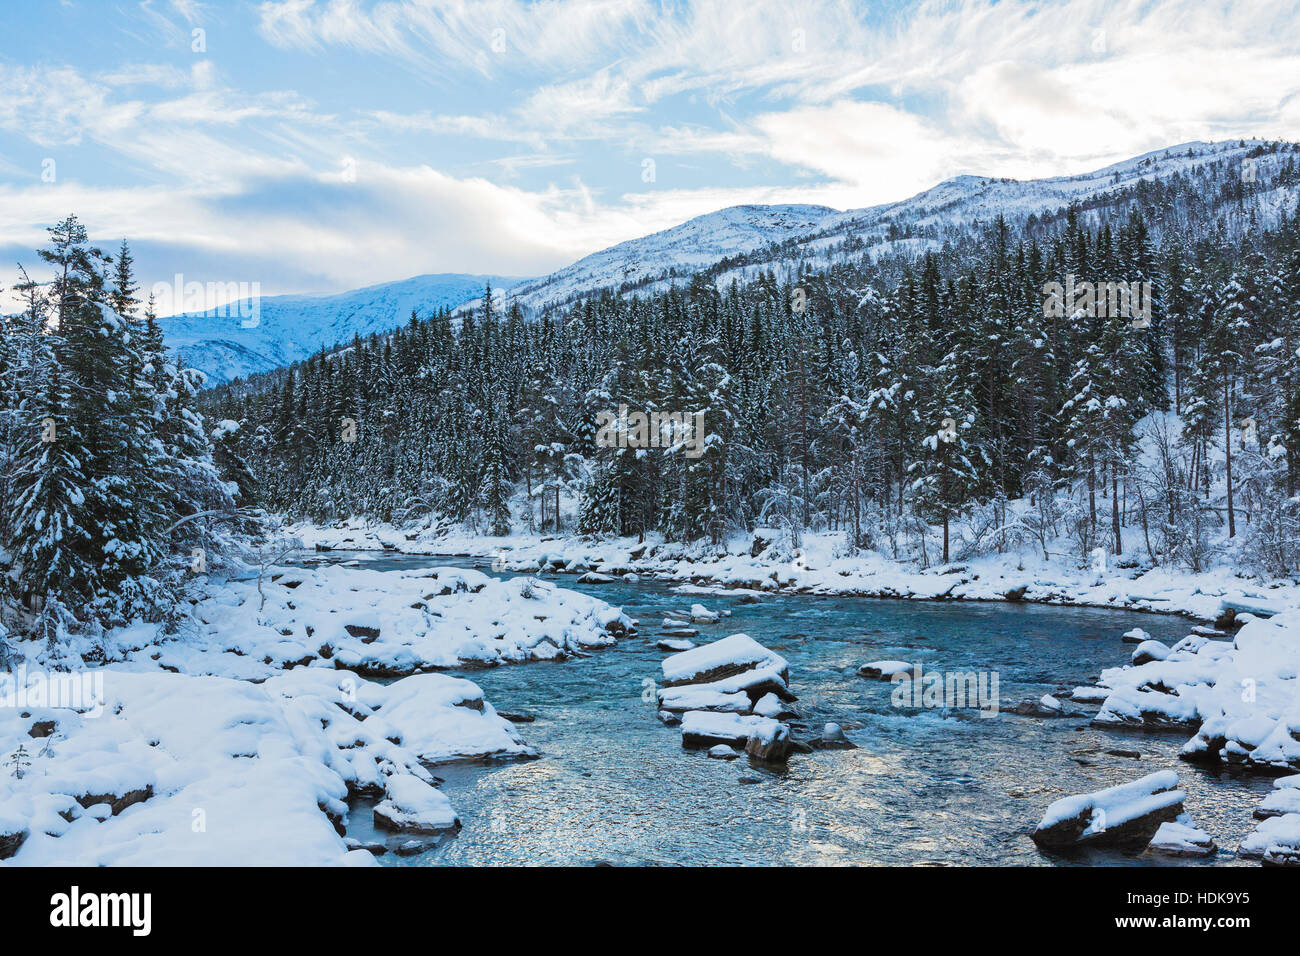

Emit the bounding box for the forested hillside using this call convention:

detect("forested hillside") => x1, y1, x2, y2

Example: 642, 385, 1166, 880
204, 143, 1300, 574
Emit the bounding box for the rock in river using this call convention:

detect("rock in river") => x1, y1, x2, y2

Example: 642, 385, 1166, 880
1032, 770, 1185, 849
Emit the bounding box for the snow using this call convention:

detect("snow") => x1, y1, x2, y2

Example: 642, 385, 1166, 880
1131, 639, 1170, 664
858, 660, 917, 680
298, 519, 1300, 627
657, 685, 752, 714
1256, 788, 1300, 819
0, 561, 627, 865
1034, 771, 1185, 846
373, 775, 458, 834
1148, 820, 1216, 856
1239, 813, 1300, 862
492, 141, 1285, 318
59, 562, 634, 679
660, 634, 787, 686
680, 711, 782, 747
160, 273, 523, 386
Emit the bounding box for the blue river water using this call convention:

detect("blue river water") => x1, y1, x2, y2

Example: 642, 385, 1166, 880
327, 551, 1271, 866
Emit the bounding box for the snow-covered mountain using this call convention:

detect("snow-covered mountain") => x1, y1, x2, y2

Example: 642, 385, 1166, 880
503, 139, 1294, 312
161, 273, 521, 385
171, 140, 1295, 385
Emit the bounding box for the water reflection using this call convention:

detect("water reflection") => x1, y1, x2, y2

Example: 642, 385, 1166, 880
316, 551, 1270, 866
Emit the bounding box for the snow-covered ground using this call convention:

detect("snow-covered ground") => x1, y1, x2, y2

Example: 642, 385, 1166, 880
0, 562, 631, 866
291, 519, 1300, 624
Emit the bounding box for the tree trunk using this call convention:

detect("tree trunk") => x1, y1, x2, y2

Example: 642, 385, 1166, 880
1111, 468, 1122, 555
1224, 379, 1235, 538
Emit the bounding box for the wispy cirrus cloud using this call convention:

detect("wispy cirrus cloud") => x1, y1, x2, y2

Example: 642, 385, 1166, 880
0, 0, 1298, 309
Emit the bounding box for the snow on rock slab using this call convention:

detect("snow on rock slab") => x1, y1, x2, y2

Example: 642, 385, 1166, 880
857, 660, 918, 681
373, 774, 459, 834
707, 744, 740, 760
1240, 813, 1300, 865
1131, 640, 1170, 665
657, 684, 751, 714
690, 604, 720, 623
680, 711, 783, 749
1121, 628, 1151, 644
1032, 771, 1186, 849
577, 572, 616, 584
656, 638, 696, 651
1147, 820, 1216, 858
661, 634, 788, 688
1254, 787, 1300, 819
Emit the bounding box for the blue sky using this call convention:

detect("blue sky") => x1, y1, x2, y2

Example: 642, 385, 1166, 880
2, 0, 1299, 310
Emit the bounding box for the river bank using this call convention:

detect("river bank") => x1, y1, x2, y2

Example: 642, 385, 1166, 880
289, 520, 1300, 625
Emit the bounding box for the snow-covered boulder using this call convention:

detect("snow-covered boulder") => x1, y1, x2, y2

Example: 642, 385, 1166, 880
1121, 628, 1151, 644
680, 711, 783, 749
744, 721, 792, 763
657, 685, 752, 714
1031, 771, 1185, 849
1240, 813, 1300, 865
661, 634, 788, 687
373, 775, 459, 834
813, 722, 856, 750
689, 604, 720, 623
1147, 820, 1216, 857
857, 660, 918, 681
1131, 640, 1170, 665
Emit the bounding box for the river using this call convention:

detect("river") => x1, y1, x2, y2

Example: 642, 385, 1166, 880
320, 551, 1270, 866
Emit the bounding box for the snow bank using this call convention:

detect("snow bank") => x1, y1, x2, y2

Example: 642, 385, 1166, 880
0, 664, 530, 865
296, 521, 1300, 625
75, 563, 633, 679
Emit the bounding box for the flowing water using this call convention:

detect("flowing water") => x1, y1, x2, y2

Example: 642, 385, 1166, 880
324, 551, 1271, 866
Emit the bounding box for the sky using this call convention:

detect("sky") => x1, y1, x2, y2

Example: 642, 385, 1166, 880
1, 0, 1299, 311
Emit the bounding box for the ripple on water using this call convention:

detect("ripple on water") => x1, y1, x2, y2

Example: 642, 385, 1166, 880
322, 553, 1269, 867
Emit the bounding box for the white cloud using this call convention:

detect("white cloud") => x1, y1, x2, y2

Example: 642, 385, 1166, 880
4, 0, 1300, 306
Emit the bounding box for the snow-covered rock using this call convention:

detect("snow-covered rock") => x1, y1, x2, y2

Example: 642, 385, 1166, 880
680, 711, 783, 749
656, 638, 696, 651
1147, 820, 1216, 857
373, 775, 458, 834
0, 666, 531, 865
857, 660, 918, 681
1131, 640, 1170, 665
1032, 771, 1185, 849
814, 722, 856, 750
661, 634, 788, 687
1240, 813, 1300, 865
